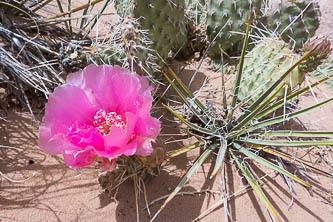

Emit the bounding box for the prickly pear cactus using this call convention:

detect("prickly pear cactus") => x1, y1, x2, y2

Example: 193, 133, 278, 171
185, 0, 207, 25
131, 0, 188, 61
206, 0, 262, 58
88, 30, 126, 67
264, 0, 321, 50
238, 39, 304, 105
88, 18, 158, 76
114, 0, 135, 17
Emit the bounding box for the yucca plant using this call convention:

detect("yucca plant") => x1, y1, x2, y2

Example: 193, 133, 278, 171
150, 21, 333, 222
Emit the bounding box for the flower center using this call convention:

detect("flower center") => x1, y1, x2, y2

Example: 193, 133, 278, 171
93, 109, 126, 135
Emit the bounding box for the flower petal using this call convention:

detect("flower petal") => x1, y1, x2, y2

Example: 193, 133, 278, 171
39, 64, 161, 170
108, 72, 143, 113
63, 146, 97, 169
66, 125, 105, 152
101, 112, 137, 157
43, 85, 98, 126
107, 140, 138, 159
38, 126, 76, 155
67, 65, 139, 112
135, 137, 154, 156
135, 116, 161, 138
135, 89, 161, 137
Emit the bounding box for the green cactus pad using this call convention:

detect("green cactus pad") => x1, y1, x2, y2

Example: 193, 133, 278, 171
206, 0, 262, 58
132, 0, 188, 60
238, 39, 304, 105
265, 0, 321, 50
114, 0, 135, 17
185, 0, 207, 25
88, 18, 158, 76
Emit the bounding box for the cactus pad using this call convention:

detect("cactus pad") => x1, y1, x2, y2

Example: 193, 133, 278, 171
132, 0, 188, 60
206, 0, 262, 58
238, 39, 304, 105
88, 18, 158, 76
265, 0, 321, 50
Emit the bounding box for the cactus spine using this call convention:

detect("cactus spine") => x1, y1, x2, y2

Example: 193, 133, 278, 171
88, 18, 158, 76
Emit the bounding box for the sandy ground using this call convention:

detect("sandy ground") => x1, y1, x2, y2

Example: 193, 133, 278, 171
1, 1, 333, 222
1, 70, 333, 222
316, 0, 333, 40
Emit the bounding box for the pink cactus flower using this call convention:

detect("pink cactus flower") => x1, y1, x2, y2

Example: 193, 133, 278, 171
38, 65, 161, 170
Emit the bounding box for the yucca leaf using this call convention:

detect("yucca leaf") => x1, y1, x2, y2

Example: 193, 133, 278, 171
249, 131, 333, 138
233, 143, 310, 187
82, 0, 112, 38
232, 83, 285, 131
238, 138, 333, 147
255, 75, 333, 120
161, 71, 209, 124
80, 0, 94, 30
167, 66, 208, 114
227, 17, 251, 125
55, 0, 70, 32
248, 144, 333, 178
227, 128, 247, 140
168, 141, 205, 158
229, 149, 281, 222
246, 98, 333, 133
150, 144, 218, 222
236, 43, 319, 125
220, 58, 228, 115
162, 104, 220, 137
210, 138, 227, 178
48, 0, 104, 19
221, 165, 229, 222
67, 0, 73, 35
